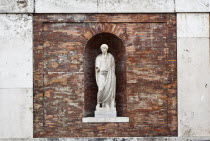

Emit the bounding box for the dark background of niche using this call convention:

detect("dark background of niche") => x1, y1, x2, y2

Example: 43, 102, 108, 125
84, 32, 127, 117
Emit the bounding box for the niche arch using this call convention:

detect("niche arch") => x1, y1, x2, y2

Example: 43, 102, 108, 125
84, 32, 127, 117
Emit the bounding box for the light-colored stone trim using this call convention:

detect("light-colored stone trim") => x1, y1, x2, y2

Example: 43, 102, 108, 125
0, 14, 33, 138
35, 0, 175, 13
1, 0, 210, 13
0, 88, 33, 138
176, 0, 210, 12
82, 117, 129, 123
177, 13, 209, 38
0, 14, 33, 89
177, 13, 210, 136
0, 0, 34, 13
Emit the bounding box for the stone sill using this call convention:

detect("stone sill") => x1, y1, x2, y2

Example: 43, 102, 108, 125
82, 117, 129, 123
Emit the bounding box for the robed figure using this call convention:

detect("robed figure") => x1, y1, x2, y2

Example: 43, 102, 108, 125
95, 44, 116, 109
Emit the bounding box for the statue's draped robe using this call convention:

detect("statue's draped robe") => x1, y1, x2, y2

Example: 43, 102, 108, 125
95, 53, 116, 107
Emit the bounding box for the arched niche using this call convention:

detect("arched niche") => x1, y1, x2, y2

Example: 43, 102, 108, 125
84, 32, 127, 117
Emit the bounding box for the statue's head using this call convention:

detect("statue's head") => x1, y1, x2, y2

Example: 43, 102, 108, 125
100, 44, 108, 54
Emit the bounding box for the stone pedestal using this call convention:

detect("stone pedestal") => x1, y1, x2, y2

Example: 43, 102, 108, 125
82, 107, 129, 123
82, 117, 129, 123
95, 107, 117, 118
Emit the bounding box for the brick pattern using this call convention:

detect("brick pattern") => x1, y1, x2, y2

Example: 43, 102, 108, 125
33, 14, 177, 137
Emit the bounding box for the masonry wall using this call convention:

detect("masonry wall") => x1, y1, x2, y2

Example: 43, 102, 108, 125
178, 13, 210, 136
33, 14, 177, 137
0, 14, 33, 138
0, 0, 210, 138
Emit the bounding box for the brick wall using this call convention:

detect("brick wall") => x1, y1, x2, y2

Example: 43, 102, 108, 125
33, 14, 177, 137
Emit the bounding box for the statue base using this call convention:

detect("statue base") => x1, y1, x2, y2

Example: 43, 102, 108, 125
95, 107, 117, 118
82, 117, 129, 123
82, 107, 129, 123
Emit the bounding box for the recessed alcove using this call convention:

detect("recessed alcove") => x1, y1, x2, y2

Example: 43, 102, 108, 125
84, 32, 127, 117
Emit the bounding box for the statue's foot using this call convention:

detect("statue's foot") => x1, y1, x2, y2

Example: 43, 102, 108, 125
105, 103, 112, 110
111, 101, 115, 108
96, 104, 100, 109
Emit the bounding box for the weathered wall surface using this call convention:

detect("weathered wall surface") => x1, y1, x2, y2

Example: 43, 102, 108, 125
177, 13, 210, 136
0, 14, 33, 138
0, 0, 210, 139
0, 0, 34, 13
35, 0, 175, 13
176, 0, 210, 12
33, 14, 177, 137
34, 0, 210, 13
0, 0, 210, 14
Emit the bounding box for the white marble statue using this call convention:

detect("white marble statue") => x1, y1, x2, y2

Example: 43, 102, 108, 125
95, 44, 116, 110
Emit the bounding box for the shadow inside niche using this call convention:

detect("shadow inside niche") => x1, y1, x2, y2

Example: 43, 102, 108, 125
84, 32, 127, 117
